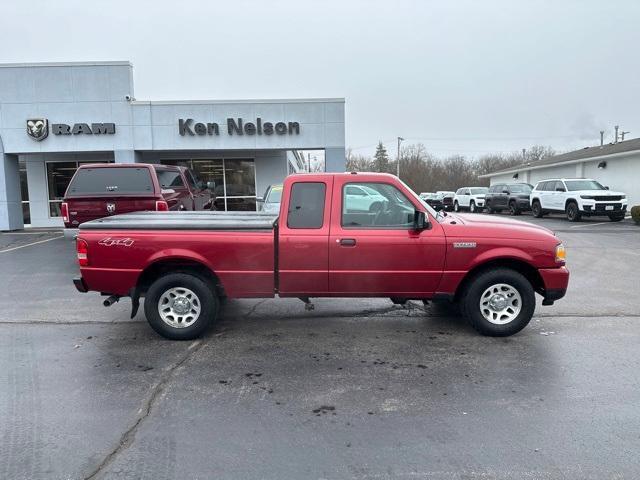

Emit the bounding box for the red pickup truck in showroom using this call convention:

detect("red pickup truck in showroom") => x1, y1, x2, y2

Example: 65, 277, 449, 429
73, 172, 569, 340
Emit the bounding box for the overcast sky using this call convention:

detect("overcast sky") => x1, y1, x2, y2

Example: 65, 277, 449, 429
2, 0, 639, 158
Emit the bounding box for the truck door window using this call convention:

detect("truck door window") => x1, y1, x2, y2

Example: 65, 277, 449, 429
287, 182, 326, 229
342, 182, 414, 228
156, 170, 186, 189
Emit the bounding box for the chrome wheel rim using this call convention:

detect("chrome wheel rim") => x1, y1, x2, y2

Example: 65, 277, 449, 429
158, 287, 201, 328
479, 283, 522, 325
470, 202, 475, 212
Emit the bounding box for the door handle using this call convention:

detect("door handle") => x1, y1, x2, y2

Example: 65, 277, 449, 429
338, 238, 357, 247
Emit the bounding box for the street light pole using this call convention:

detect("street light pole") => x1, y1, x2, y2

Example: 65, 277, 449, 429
396, 137, 404, 178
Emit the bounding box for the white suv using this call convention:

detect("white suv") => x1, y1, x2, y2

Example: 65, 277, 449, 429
530, 178, 627, 222
453, 187, 488, 213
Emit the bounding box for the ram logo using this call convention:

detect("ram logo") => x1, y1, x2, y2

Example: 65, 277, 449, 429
106, 203, 116, 214
26, 118, 49, 141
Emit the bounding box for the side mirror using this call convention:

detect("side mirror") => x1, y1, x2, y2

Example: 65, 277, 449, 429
207, 181, 216, 191
605, 186, 610, 190
413, 210, 429, 231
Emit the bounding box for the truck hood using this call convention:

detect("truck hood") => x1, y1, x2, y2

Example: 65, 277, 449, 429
438, 212, 556, 240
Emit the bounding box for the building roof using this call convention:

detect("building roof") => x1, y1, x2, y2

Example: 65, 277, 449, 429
480, 137, 640, 178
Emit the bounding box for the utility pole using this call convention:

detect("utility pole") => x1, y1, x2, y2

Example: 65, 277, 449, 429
396, 137, 404, 178
600, 130, 605, 147
614, 125, 619, 144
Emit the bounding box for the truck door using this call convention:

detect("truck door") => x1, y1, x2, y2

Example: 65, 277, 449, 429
329, 178, 446, 296
277, 178, 332, 296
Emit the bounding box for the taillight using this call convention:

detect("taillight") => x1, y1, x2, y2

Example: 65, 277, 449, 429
76, 239, 89, 266
61, 202, 69, 223
156, 200, 169, 211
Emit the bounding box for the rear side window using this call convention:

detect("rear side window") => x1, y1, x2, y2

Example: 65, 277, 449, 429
156, 170, 186, 188
287, 182, 326, 229
66, 167, 153, 196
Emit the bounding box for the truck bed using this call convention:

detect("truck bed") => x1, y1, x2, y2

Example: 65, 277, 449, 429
79, 211, 279, 231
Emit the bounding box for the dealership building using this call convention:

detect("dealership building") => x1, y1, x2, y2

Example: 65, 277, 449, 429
0, 61, 345, 230
480, 138, 640, 208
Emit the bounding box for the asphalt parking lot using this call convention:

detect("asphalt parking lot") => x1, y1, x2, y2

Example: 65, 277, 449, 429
1, 215, 639, 479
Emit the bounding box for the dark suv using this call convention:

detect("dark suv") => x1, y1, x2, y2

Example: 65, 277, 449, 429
484, 183, 533, 215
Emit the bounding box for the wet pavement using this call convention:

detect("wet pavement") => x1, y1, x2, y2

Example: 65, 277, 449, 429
0, 215, 639, 479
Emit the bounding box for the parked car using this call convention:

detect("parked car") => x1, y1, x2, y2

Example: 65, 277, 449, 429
62, 163, 215, 238
73, 172, 569, 340
436, 191, 456, 211
344, 183, 388, 212
453, 187, 488, 213
420, 193, 443, 210
484, 183, 533, 215
258, 184, 283, 214
530, 178, 627, 222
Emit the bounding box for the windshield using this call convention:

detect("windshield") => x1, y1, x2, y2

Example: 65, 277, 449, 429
509, 184, 532, 193
469, 187, 488, 194
266, 185, 283, 203
565, 180, 605, 191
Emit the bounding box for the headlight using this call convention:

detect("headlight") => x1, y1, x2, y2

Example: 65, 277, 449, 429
621, 195, 626, 199
580, 195, 594, 200
555, 243, 566, 264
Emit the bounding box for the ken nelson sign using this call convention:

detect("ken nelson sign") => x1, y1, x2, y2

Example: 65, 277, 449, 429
179, 118, 300, 137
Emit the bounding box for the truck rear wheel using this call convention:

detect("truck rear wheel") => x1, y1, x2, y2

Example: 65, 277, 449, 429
461, 268, 535, 336
144, 273, 218, 340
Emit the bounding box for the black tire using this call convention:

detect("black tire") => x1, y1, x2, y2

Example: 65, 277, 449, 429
609, 214, 625, 222
144, 273, 218, 340
469, 201, 477, 213
454, 201, 460, 212
485, 201, 494, 214
509, 201, 520, 216
566, 201, 581, 222
460, 268, 536, 336
531, 200, 543, 218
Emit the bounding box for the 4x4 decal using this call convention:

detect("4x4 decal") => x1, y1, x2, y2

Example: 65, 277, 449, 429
98, 237, 135, 247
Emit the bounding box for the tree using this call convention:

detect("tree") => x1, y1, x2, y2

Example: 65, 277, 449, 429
345, 148, 373, 172
372, 141, 390, 173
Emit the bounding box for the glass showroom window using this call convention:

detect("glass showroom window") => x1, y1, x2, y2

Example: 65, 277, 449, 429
161, 158, 257, 211
46, 160, 112, 217
19, 159, 30, 225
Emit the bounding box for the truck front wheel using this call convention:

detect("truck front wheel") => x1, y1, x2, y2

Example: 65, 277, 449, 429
461, 268, 535, 336
144, 273, 218, 340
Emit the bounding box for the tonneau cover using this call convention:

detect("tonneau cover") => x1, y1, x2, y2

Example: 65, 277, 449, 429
79, 211, 278, 231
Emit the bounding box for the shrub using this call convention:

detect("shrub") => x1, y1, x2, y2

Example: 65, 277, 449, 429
631, 205, 640, 225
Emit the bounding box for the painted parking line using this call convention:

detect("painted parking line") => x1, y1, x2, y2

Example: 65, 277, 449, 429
0, 235, 63, 253
569, 221, 610, 229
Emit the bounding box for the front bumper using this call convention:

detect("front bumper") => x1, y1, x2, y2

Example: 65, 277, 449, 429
581, 202, 627, 215
73, 276, 88, 293
538, 266, 569, 305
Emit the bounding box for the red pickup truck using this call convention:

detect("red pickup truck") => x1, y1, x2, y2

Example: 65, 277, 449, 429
62, 163, 215, 239
73, 172, 569, 340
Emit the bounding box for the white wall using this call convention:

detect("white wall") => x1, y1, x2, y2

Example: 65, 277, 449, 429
583, 154, 640, 207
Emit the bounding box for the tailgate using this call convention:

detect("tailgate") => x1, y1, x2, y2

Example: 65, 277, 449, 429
67, 197, 159, 226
